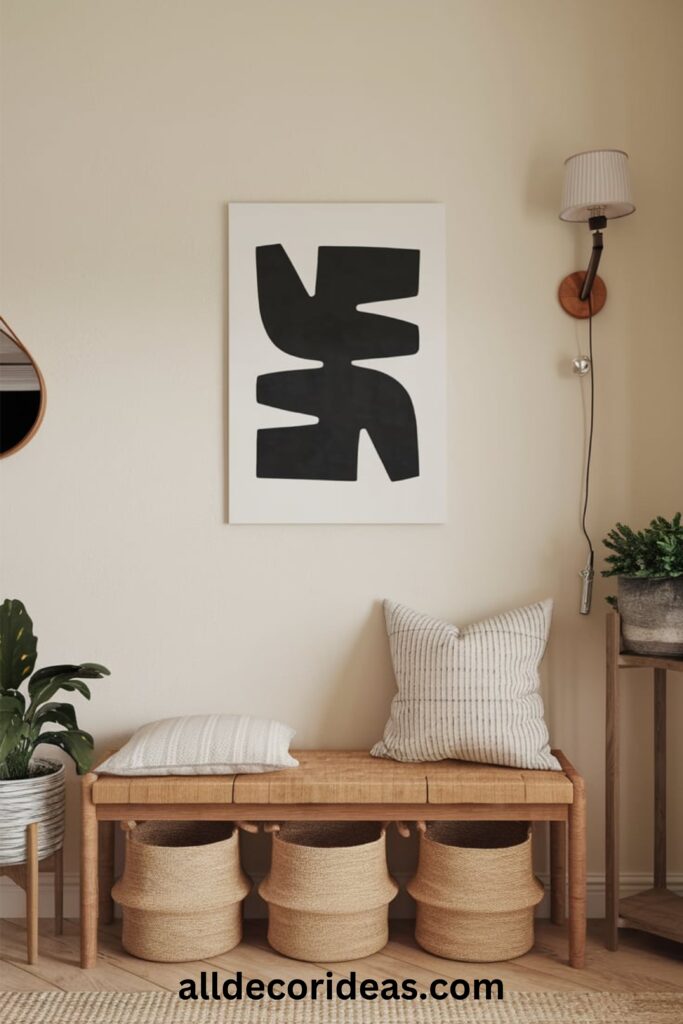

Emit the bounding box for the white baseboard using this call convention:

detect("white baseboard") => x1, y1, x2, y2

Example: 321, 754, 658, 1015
2, 871, 682, 921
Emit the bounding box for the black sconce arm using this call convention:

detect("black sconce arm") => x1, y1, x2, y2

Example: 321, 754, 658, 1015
579, 214, 607, 302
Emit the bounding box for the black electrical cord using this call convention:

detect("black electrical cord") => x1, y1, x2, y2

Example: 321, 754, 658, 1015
581, 294, 595, 562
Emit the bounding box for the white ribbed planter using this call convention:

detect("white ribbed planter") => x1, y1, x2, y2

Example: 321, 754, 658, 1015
0, 760, 65, 867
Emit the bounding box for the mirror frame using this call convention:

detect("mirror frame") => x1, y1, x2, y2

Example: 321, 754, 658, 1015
0, 316, 47, 459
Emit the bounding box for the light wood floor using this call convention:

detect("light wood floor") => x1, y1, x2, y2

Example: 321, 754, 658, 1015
1, 919, 681, 993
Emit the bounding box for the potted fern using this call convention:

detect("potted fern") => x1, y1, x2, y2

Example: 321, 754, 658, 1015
602, 513, 683, 656
0, 599, 109, 866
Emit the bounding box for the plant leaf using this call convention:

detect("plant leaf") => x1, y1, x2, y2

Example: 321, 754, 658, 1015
0, 710, 25, 763
0, 693, 25, 762
27, 674, 93, 711
0, 692, 25, 719
27, 663, 110, 713
76, 663, 110, 676
0, 599, 38, 692
31, 701, 79, 735
0, 689, 25, 714
602, 512, 683, 579
34, 729, 94, 774
28, 665, 83, 686
29, 663, 110, 687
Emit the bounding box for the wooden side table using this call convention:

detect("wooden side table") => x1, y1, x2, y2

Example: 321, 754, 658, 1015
605, 610, 683, 949
0, 823, 63, 963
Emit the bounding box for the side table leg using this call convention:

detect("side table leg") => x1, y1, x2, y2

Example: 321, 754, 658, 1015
80, 773, 99, 968
568, 776, 587, 968
26, 822, 39, 964
550, 820, 567, 925
605, 612, 620, 950
654, 668, 667, 889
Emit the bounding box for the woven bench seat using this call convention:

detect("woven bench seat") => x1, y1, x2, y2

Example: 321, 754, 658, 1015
232, 750, 574, 805
81, 748, 585, 969
91, 750, 574, 806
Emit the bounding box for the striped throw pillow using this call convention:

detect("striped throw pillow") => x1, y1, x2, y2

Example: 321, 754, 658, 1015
371, 599, 560, 770
96, 715, 299, 775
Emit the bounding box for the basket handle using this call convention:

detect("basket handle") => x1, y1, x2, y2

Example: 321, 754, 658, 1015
263, 822, 281, 834
120, 820, 137, 832
236, 821, 260, 834
395, 821, 427, 837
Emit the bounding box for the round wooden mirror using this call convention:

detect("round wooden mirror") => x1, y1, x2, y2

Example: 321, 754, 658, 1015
0, 317, 46, 458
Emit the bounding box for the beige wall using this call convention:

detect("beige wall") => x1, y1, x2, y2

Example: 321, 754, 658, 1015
1, 0, 682, 905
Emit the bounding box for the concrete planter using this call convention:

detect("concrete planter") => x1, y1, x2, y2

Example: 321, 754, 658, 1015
0, 760, 65, 867
618, 577, 683, 657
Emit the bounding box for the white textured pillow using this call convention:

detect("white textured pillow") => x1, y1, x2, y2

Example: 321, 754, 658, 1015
372, 599, 560, 771
97, 715, 299, 776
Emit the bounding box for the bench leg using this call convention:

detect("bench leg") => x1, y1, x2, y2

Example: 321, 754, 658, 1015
550, 820, 566, 925
54, 845, 64, 936
568, 780, 587, 968
26, 823, 39, 965
80, 773, 99, 968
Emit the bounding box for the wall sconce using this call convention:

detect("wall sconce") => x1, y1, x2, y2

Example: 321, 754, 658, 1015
559, 149, 635, 316
558, 149, 635, 614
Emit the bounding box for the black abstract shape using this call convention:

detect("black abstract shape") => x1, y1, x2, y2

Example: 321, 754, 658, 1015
255, 244, 420, 481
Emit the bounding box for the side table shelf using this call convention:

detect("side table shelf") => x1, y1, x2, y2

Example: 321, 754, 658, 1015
605, 610, 683, 949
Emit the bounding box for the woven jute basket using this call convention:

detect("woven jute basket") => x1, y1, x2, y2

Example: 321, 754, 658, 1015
112, 821, 250, 962
259, 821, 398, 962
408, 821, 544, 962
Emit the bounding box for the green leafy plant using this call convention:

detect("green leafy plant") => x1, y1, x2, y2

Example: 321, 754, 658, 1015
602, 513, 683, 584
0, 599, 109, 780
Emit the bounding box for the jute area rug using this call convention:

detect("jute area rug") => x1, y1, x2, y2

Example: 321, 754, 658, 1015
1, 992, 682, 1024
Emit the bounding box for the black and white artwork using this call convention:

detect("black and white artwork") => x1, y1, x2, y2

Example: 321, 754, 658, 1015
228, 204, 446, 523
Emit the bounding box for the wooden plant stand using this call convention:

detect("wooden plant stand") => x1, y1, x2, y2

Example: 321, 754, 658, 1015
81, 748, 586, 969
605, 610, 683, 949
0, 823, 63, 963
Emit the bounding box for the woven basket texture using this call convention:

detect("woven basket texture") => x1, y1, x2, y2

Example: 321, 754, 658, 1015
112, 821, 250, 962
408, 821, 544, 962
260, 821, 398, 961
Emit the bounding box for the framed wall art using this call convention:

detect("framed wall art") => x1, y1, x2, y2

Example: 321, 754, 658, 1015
228, 203, 446, 523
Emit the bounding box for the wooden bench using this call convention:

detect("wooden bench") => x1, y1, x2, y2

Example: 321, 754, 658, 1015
81, 748, 586, 969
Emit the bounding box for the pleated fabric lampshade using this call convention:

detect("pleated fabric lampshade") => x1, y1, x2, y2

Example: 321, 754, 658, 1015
560, 149, 635, 222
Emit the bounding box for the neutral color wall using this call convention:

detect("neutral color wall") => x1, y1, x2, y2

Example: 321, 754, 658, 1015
1, 0, 682, 904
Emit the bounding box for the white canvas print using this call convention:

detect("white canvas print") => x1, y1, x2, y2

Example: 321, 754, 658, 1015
228, 203, 446, 524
